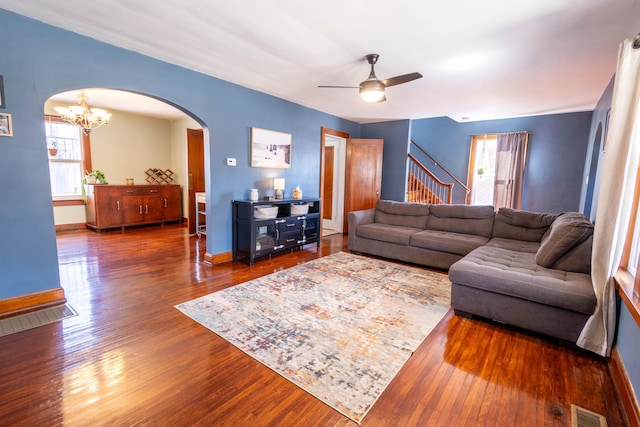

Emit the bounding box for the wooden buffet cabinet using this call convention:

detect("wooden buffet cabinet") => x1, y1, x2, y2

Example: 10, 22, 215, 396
85, 184, 182, 231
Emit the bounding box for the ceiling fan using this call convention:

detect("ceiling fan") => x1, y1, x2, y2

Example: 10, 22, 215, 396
318, 54, 422, 103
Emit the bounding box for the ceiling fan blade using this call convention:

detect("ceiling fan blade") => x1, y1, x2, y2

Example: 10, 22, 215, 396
317, 85, 359, 89
382, 72, 423, 87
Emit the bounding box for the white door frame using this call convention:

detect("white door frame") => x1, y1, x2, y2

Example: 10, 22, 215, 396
323, 135, 346, 232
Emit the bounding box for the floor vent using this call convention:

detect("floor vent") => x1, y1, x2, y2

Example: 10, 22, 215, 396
0, 304, 77, 337
571, 404, 608, 427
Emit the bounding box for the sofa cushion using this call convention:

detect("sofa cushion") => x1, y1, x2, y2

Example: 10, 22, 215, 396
374, 200, 429, 229
449, 245, 596, 315
411, 230, 489, 256
426, 204, 495, 238
551, 235, 592, 274
536, 212, 593, 269
486, 237, 540, 253
356, 223, 420, 245
492, 208, 558, 242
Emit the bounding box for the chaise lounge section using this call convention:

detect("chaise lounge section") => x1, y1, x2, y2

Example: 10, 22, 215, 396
348, 200, 596, 346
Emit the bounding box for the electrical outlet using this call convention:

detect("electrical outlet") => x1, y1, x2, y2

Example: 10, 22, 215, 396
226, 158, 236, 166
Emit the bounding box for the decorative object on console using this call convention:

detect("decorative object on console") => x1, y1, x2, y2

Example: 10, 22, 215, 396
0, 113, 12, 136
292, 185, 302, 199
274, 178, 285, 200
145, 168, 174, 184
83, 170, 108, 185
250, 188, 259, 201
53, 90, 112, 135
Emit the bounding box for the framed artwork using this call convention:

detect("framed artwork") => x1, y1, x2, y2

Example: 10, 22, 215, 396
0, 76, 4, 108
251, 127, 291, 168
0, 113, 12, 137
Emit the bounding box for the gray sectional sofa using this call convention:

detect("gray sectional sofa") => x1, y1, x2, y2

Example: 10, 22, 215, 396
348, 200, 596, 344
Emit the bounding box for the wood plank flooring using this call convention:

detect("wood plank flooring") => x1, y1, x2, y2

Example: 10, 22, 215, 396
0, 225, 626, 426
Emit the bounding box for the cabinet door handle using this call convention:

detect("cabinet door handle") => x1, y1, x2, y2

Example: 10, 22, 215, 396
139, 205, 143, 215
116, 201, 120, 211
286, 223, 295, 228
163, 198, 168, 208
145, 205, 149, 214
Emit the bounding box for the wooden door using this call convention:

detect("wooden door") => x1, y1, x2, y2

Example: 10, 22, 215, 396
322, 145, 335, 220
161, 185, 182, 221
187, 129, 205, 234
344, 138, 383, 232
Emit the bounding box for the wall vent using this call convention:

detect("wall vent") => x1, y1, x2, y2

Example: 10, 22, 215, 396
571, 404, 608, 427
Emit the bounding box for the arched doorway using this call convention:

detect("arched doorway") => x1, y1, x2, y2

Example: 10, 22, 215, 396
45, 88, 205, 233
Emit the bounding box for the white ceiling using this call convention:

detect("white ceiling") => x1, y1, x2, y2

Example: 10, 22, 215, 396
3, 0, 640, 123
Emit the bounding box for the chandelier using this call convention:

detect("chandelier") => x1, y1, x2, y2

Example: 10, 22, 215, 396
54, 91, 112, 135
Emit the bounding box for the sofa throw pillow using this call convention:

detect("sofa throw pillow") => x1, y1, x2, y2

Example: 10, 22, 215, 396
535, 212, 594, 268
374, 200, 429, 229
492, 208, 558, 242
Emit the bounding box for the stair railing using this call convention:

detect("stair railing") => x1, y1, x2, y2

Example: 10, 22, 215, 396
409, 140, 471, 204
407, 153, 453, 204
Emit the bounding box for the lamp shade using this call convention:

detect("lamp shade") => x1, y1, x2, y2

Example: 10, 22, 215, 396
274, 178, 285, 190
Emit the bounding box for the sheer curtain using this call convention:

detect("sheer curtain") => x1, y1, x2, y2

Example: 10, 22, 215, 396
577, 37, 640, 356
493, 132, 528, 210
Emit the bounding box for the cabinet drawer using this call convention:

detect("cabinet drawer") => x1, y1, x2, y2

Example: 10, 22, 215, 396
280, 230, 302, 248
276, 218, 301, 232
121, 186, 161, 196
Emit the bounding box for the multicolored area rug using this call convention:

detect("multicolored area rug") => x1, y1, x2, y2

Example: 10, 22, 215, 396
175, 252, 451, 424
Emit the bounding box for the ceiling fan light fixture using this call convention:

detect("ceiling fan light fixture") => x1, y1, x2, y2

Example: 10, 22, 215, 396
359, 80, 385, 102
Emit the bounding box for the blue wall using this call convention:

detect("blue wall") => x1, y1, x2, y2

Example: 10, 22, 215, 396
580, 77, 614, 222
410, 113, 593, 213
361, 120, 411, 201
0, 9, 359, 299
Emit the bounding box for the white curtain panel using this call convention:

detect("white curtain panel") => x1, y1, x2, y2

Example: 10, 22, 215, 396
578, 37, 640, 356
493, 132, 528, 210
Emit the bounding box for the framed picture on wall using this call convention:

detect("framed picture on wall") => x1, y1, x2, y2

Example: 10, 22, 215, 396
251, 127, 292, 168
0, 113, 12, 136
0, 76, 5, 108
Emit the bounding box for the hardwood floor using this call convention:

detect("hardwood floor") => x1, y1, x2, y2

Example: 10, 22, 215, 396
0, 226, 626, 426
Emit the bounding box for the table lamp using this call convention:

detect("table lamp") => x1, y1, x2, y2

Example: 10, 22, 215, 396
274, 178, 285, 200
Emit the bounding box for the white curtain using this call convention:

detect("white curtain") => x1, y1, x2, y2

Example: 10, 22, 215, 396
493, 132, 528, 210
577, 37, 640, 356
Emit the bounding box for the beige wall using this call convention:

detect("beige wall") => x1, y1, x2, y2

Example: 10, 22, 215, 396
46, 100, 201, 226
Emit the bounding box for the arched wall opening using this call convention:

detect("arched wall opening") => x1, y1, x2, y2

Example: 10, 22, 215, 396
43, 88, 208, 232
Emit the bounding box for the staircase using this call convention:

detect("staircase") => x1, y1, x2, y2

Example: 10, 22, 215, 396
407, 153, 453, 204
406, 141, 470, 205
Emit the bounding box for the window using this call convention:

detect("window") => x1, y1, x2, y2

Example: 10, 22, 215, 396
467, 132, 528, 209
618, 165, 640, 297
467, 135, 497, 205
45, 115, 91, 202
